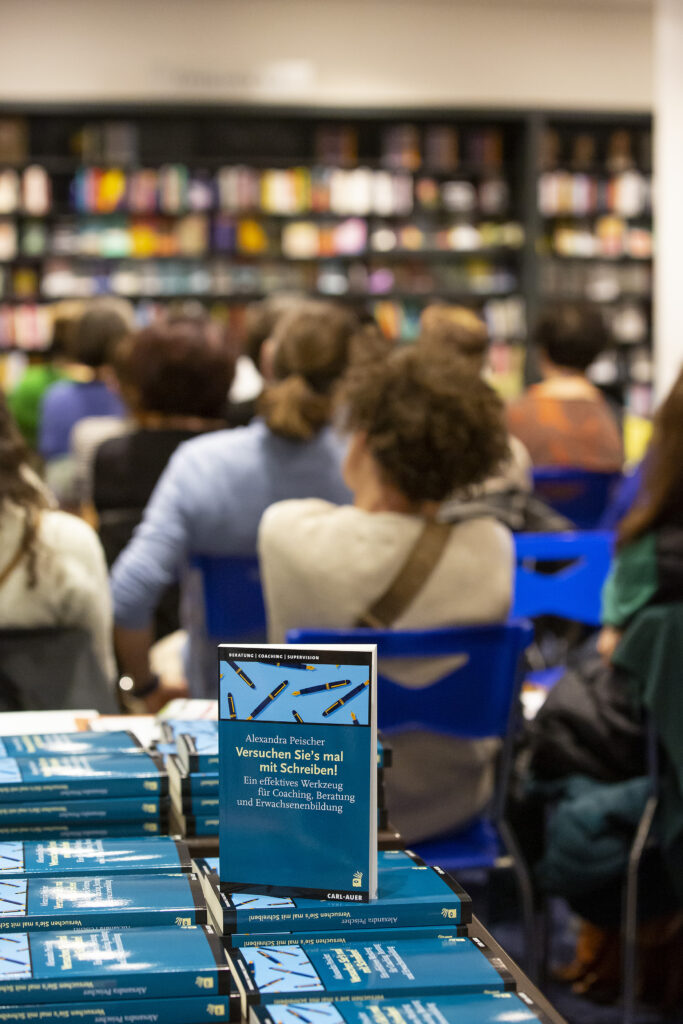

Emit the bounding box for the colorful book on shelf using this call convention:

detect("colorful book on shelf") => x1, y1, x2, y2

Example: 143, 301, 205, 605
198, 858, 470, 935
0, 752, 166, 802
0, 924, 232, 1007
0, 871, 206, 931
218, 643, 377, 902
0, 994, 235, 1024
0, 794, 166, 826
0, 837, 191, 878
228, 934, 513, 1016
0, 822, 166, 840
249, 990, 556, 1024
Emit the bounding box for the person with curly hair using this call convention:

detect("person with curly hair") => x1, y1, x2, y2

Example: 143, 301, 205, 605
0, 392, 115, 689
258, 344, 513, 842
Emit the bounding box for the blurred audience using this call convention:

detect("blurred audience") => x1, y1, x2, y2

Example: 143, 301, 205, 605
7, 301, 82, 451
0, 392, 114, 685
93, 317, 234, 640
507, 304, 623, 471
39, 298, 132, 460
259, 344, 512, 843
227, 294, 305, 427
520, 365, 683, 1000
418, 304, 568, 531
111, 301, 359, 702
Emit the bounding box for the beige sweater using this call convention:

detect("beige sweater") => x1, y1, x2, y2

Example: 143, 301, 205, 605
0, 504, 116, 684
258, 500, 514, 842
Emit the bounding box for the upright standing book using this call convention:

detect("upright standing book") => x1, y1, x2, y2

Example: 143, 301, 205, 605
219, 644, 377, 902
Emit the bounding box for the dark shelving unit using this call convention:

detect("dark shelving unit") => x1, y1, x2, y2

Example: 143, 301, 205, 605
0, 104, 653, 406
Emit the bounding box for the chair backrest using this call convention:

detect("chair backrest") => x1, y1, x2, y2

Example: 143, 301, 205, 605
0, 627, 117, 713
532, 466, 622, 530
512, 530, 614, 626
285, 621, 533, 740
190, 553, 266, 641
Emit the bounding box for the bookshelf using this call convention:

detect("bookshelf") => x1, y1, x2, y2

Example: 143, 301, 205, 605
0, 106, 653, 406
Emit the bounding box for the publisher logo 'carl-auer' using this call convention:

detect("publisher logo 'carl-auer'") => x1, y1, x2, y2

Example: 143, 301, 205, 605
353, 871, 363, 888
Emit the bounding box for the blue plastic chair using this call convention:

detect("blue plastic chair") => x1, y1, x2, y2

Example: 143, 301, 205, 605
190, 554, 266, 640
512, 531, 614, 628
532, 467, 622, 530
285, 620, 538, 977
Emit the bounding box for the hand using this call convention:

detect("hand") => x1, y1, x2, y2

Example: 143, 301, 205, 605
597, 626, 623, 665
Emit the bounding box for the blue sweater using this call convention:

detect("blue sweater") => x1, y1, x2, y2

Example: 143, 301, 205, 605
111, 420, 351, 690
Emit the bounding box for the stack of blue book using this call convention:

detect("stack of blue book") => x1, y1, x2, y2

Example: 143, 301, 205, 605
0, 732, 169, 840
193, 853, 553, 1021
163, 720, 219, 838
0, 924, 237, 1023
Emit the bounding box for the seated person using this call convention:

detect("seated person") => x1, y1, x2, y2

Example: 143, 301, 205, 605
521, 365, 683, 1000
419, 304, 568, 532
507, 303, 623, 472
7, 300, 82, 451
0, 392, 115, 690
111, 302, 360, 703
93, 317, 234, 639
258, 345, 513, 843
39, 298, 131, 460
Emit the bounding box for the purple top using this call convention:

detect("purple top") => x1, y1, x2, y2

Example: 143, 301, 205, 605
39, 380, 126, 459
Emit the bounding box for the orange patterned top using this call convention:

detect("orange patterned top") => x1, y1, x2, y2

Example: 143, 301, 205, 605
507, 377, 623, 471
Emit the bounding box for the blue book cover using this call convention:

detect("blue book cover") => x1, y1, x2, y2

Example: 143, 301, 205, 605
161, 720, 218, 742
0, 821, 165, 840
0, 795, 166, 825
0, 837, 190, 878
0, 732, 143, 759
0, 752, 166, 802
249, 990, 555, 1024
228, 935, 513, 1016
202, 861, 469, 935
0, 872, 206, 931
0, 994, 234, 1024
0, 924, 232, 1006
219, 643, 377, 903
176, 734, 219, 774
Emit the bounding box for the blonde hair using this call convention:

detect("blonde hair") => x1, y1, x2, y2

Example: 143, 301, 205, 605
259, 304, 359, 441
419, 304, 489, 372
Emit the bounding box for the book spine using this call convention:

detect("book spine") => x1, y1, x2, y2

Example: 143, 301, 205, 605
229, 925, 468, 947
227, 892, 467, 931
0, 822, 165, 840
0, 995, 237, 1023
0, 797, 163, 824
0, 778, 167, 801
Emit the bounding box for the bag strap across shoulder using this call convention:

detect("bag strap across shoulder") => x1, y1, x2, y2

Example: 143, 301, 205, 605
0, 510, 36, 590
356, 519, 452, 629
